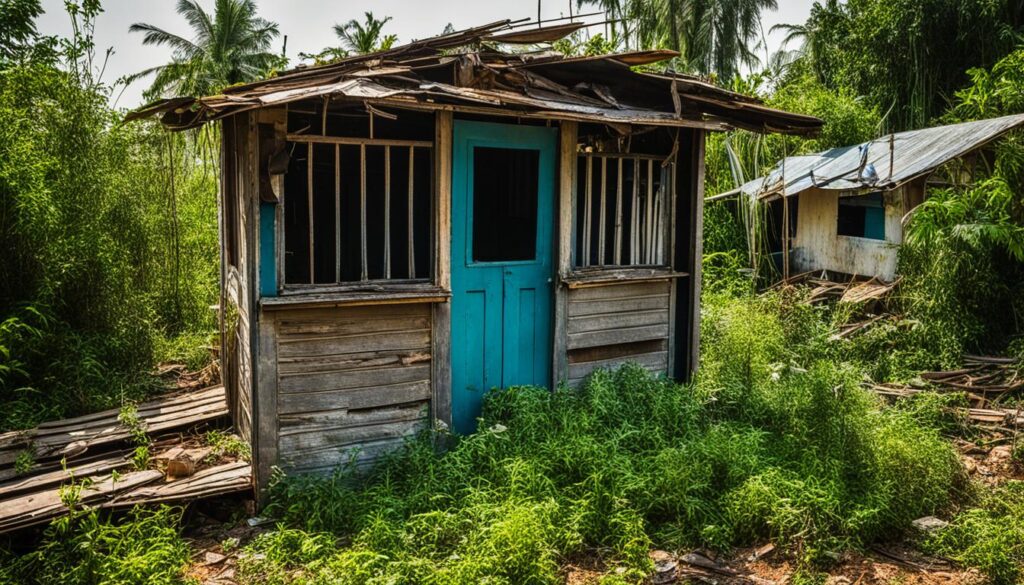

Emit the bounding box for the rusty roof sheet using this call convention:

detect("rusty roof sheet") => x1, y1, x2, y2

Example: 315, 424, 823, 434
740, 114, 1024, 200
127, 18, 822, 135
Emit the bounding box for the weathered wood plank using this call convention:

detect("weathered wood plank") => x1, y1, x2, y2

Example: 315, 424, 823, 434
278, 380, 431, 415
567, 324, 670, 350
279, 417, 426, 454
279, 402, 428, 433
278, 330, 431, 359
279, 364, 431, 394
568, 294, 671, 317
568, 308, 668, 335
277, 316, 430, 339
279, 437, 411, 474
567, 280, 670, 302
278, 349, 430, 375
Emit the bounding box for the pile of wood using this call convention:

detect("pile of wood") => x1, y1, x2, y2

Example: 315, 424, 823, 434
771, 273, 900, 341
867, 355, 1024, 429
0, 385, 251, 533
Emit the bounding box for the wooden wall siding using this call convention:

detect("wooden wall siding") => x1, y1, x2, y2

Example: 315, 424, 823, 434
273, 303, 432, 474
565, 280, 672, 386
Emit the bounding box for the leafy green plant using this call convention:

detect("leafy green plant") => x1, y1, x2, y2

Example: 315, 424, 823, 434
5, 506, 190, 585
117, 403, 150, 470
924, 481, 1024, 585
205, 429, 251, 461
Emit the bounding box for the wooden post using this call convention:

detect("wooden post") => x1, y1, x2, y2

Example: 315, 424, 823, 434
431, 110, 453, 429
553, 121, 577, 387
335, 144, 341, 283
408, 146, 416, 279
384, 145, 391, 279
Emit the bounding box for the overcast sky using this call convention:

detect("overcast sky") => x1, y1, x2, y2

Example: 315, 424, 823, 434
36, 0, 816, 109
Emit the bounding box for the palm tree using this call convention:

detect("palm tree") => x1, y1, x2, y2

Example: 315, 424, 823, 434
334, 12, 397, 56
128, 0, 283, 100
579, 0, 777, 80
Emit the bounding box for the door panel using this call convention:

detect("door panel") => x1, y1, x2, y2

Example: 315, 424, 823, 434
451, 121, 557, 434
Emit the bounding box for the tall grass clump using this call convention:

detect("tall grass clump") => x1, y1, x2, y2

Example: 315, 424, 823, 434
239, 294, 963, 584
2, 506, 190, 585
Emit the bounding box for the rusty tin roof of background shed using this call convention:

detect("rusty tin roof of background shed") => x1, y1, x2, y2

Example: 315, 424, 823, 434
127, 19, 822, 135
738, 114, 1024, 200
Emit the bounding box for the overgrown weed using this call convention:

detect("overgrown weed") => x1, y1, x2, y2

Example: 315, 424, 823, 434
238, 294, 963, 584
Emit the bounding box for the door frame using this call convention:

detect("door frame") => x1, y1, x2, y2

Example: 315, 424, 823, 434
449, 119, 558, 433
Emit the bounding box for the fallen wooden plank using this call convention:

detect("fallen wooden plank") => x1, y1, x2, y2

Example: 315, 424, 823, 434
108, 461, 251, 506
0, 453, 132, 500
0, 387, 228, 467
0, 469, 162, 533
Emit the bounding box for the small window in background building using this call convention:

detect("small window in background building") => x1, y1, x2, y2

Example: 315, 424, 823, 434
836, 192, 885, 240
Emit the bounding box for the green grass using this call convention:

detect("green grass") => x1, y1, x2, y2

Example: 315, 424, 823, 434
924, 481, 1024, 585
231, 293, 964, 584
1, 506, 190, 585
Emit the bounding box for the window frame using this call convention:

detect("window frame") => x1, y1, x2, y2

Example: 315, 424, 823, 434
571, 152, 674, 271
278, 133, 437, 294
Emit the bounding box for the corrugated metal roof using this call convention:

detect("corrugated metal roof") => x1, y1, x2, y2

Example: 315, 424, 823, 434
739, 114, 1024, 200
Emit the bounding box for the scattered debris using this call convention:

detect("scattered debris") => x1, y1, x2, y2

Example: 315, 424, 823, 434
911, 516, 949, 534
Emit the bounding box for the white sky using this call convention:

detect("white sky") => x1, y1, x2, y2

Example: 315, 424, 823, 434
36, 0, 816, 109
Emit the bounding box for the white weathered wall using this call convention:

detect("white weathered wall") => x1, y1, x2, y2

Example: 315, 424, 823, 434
790, 187, 904, 281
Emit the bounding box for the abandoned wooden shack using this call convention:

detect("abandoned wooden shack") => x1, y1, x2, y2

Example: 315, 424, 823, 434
716, 114, 1024, 281
130, 19, 821, 495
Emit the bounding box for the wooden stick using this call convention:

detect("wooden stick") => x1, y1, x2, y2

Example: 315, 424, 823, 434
614, 157, 623, 265
408, 146, 415, 279
626, 156, 634, 264
384, 145, 391, 279
646, 159, 654, 264
360, 144, 368, 281
307, 142, 314, 283
599, 157, 607, 265
335, 144, 341, 283
287, 134, 431, 148
583, 156, 592, 266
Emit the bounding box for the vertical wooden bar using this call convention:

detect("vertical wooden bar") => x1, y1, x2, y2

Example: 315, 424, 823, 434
688, 131, 706, 379
598, 157, 607, 265
334, 144, 340, 283
626, 156, 634, 264
554, 121, 577, 387
614, 157, 623, 265
384, 145, 391, 279
583, 156, 592, 266
307, 142, 314, 283
646, 159, 654, 264
359, 144, 368, 281
432, 110, 453, 428
408, 146, 416, 279
782, 193, 790, 280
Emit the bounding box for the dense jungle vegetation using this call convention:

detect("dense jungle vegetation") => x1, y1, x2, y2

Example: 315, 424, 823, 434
1, 0, 1024, 583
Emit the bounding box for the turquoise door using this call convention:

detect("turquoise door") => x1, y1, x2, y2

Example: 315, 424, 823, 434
450, 120, 557, 434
